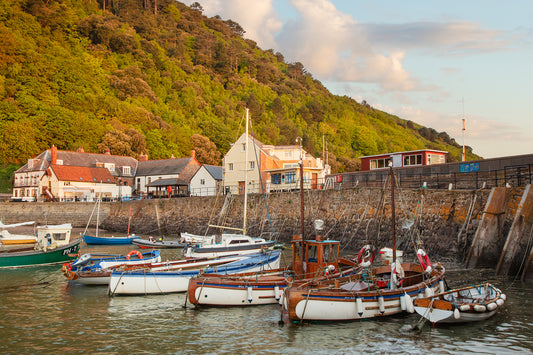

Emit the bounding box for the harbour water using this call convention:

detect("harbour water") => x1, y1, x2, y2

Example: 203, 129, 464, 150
0, 245, 532, 354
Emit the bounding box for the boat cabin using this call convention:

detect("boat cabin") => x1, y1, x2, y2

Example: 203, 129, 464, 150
291, 234, 340, 279
35, 224, 73, 250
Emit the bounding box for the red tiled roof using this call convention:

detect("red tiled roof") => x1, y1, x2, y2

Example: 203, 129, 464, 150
49, 165, 117, 183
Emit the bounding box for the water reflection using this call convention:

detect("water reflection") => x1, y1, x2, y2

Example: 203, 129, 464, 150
1, 246, 532, 353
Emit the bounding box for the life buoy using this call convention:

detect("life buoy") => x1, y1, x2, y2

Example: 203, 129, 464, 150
417, 249, 432, 273
126, 250, 143, 260
357, 245, 376, 268
325, 264, 336, 277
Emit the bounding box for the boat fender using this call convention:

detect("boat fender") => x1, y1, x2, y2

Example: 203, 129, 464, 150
400, 293, 406, 311
496, 298, 504, 306
405, 293, 414, 313
417, 249, 432, 273
357, 245, 376, 268
473, 304, 486, 312
453, 308, 461, 320
247, 286, 253, 303
126, 250, 143, 260
500, 293, 506, 301
325, 264, 336, 277
486, 302, 498, 311
72, 253, 91, 267
274, 285, 281, 301
356, 297, 364, 316
378, 295, 385, 314
424, 287, 434, 298
459, 304, 470, 312
392, 262, 405, 287
439, 280, 446, 294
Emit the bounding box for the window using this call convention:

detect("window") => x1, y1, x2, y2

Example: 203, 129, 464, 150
200, 179, 205, 185
148, 177, 152, 183
228, 163, 234, 171
403, 154, 422, 166
242, 143, 246, 151
427, 154, 445, 165
122, 166, 131, 175
137, 178, 141, 187
370, 158, 391, 169
271, 174, 281, 184
104, 163, 115, 172
286, 171, 296, 183
249, 161, 255, 169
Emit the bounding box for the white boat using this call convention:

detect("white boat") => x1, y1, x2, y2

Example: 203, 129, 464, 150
184, 109, 277, 259
108, 250, 282, 295
0, 221, 37, 245
413, 283, 506, 324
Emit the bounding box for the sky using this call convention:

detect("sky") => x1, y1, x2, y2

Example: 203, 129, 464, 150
181, 0, 533, 158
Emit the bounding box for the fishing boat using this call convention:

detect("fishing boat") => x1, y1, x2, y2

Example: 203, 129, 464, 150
187, 141, 360, 307
413, 283, 506, 324
108, 249, 282, 295
132, 236, 186, 249
281, 164, 447, 323
0, 221, 37, 245
62, 250, 161, 285
184, 109, 277, 259
0, 224, 80, 268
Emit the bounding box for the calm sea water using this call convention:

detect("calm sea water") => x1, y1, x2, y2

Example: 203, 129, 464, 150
0, 245, 532, 354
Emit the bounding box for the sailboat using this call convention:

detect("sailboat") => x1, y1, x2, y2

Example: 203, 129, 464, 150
186, 138, 361, 307
81, 192, 140, 245
0, 221, 37, 245
184, 108, 275, 258
281, 164, 446, 322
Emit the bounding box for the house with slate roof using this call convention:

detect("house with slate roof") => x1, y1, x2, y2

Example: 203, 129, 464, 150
12, 146, 137, 202
189, 165, 223, 196
135, 151, 201, 197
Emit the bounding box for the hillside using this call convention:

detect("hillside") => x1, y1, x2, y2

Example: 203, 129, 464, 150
0, 0, 479, 177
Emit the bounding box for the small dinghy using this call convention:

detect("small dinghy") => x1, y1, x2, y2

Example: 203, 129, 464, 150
413, 283, 506, 324
132, 237, 186, 249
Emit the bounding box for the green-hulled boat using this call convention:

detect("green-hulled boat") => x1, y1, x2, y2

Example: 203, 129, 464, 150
0, 224, 80, 268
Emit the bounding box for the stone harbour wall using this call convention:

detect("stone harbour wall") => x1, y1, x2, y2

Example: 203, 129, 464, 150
0, 187, 525, 261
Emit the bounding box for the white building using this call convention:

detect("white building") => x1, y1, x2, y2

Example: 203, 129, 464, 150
190, 165, 223, 196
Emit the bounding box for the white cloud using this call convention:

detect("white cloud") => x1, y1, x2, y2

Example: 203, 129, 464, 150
181, 0, 282, 49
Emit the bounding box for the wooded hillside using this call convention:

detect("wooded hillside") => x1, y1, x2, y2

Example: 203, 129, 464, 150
0, 0, 479, 176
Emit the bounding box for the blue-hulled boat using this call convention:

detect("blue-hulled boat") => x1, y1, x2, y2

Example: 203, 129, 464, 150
82, 234, 140, 245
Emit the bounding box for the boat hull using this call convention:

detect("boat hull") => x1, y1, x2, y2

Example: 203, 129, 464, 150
0, 240, 81, 268
82, 234, 140, 245
283, 263, 446, 322
187, 241, 276, 258
413, 283, 505, 324
109, 251, 281, 295
132, 239, 186, 249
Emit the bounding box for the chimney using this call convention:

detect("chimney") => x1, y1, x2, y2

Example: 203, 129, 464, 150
138, 152, 148, 162
104, 149, 111, 155
77, 146, 84, 153
191, 150, 196, 159
50, 145, 57, 165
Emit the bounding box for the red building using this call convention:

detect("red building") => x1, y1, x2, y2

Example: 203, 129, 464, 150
360, 149, 447, 171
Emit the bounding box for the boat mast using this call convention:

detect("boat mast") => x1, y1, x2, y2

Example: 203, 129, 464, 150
243, 108, 249, 235
298, 137, 305, 260
389, 163, 396, 264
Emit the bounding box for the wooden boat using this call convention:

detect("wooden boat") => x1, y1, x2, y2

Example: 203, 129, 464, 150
108, 250, 282, 295
62, 250, 161, 285
0, 224, 80, 268
82, 233, 140, 245
0, 221, 37, 245
281, 165, 447, 323
132, 237, 186, 249
413, 283, 506, 324
187, 233, 360, 306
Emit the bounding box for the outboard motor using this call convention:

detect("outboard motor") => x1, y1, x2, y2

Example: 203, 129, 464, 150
72, 253, 91, 267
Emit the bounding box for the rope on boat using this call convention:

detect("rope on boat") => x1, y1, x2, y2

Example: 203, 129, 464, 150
300, 288, 313, 325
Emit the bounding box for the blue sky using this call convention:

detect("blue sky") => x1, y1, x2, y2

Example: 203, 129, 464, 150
182, 0, 533, 158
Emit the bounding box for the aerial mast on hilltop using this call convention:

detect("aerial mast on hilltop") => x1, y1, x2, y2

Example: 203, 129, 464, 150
462, 98, 466, 162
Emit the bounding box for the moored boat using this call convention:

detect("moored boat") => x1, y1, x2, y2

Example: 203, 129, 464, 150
132, 237, 186, 249
413, 283, 506, 324
0, 221, 37, 245
108, 249, 282, 295
82, 234, 140, 245
0, 224, 80, 268
62, 250, 161, 285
